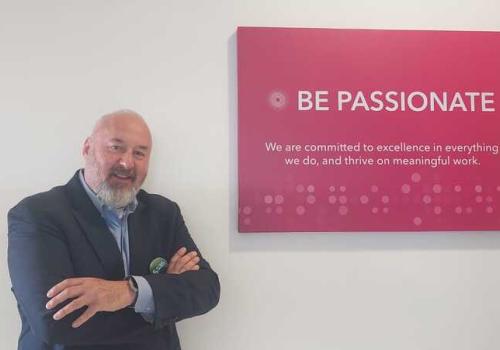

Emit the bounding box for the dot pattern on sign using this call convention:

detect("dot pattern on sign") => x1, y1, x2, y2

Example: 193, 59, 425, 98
325, 184, 350, 216
338, 206, 348, 215
326, 175, 493, 224
423, 195, 432, 204
239, 205, 254, 226
413, 217, 422, 226
306, 195, 316, 204
401, 184, 411, 194
295, 184, 319, 216
411, 173, 421, 183
296, 205, 306, 215
239, 172, 498, 229
275, 195, 284, 204
262, 193, 287, 215
432, 184, 442, 194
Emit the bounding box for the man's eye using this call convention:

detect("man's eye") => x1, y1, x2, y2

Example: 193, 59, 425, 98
134, 151, 145, 158
110, 145, 122, 151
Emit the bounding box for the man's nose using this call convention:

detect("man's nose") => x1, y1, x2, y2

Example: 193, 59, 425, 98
118, 151, 134, 169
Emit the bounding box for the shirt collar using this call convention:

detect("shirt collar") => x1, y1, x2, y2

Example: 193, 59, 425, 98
78, 169, 138, 217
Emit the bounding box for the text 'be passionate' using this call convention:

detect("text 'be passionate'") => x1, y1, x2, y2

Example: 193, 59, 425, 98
297, 90, 495, 112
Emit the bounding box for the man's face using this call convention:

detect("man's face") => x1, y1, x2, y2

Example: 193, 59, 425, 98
83, 114, 152, 208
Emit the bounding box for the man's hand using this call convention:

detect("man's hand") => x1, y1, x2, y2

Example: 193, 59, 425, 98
167, 247, 200, 274
46, 278, 135, 328
45, 248, 199, 328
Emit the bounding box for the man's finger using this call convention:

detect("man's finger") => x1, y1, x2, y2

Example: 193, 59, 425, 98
53, 296, 88, 320
47, 278, 86, 298
179, 256, 200, 273
172, 251, 197, 271
72, 306, 97, 328
46, 286, 83, 309
169, 247, 187, 265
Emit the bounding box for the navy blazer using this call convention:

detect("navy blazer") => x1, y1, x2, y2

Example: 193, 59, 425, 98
7, 172, 220, 350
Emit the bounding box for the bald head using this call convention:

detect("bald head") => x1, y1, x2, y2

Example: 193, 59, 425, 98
82, 110, 152, 208
91, 110, 152, 145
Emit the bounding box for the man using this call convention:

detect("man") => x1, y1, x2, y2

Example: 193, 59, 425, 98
7, 110, 220, 350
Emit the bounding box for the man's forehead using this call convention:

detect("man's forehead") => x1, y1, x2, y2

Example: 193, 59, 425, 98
98, 114, 147, 131
93, 113, 152, 147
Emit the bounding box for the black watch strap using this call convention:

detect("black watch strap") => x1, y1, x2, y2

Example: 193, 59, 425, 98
125, 276, 139, 308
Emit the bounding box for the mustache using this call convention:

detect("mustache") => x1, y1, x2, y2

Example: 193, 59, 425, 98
108, 166, 137, 181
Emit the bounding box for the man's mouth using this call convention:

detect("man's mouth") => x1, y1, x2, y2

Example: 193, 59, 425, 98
109, 170, 136, 183
112, 174, 133, 181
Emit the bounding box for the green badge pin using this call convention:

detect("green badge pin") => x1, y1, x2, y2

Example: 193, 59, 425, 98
149, 257, 167, 274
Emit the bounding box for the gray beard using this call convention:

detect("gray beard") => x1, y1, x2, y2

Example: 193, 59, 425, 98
95, 180, 138, 209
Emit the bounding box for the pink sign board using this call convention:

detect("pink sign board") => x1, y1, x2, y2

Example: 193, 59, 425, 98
237, 27, 500, 232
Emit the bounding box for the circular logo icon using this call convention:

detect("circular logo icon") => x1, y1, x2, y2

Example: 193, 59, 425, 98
268, 91, 287, 110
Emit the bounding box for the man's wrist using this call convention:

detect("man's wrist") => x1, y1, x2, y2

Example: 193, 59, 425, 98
124, 276, 138, 308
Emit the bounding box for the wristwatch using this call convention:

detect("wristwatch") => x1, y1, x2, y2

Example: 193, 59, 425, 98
125, 275, 139, 308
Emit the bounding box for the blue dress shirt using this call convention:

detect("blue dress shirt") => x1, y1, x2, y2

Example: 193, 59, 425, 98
78, 170, 155, 317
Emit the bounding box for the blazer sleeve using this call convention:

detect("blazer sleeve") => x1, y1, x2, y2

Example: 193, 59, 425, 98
143, 203, 220, 330
7, 202, 158, 346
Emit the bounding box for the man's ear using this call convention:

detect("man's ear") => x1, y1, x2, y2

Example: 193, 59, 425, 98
82, 137, 91, 157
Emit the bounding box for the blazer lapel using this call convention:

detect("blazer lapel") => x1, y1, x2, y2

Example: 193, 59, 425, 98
64, 172, 125, 280
128, 198, 153, 276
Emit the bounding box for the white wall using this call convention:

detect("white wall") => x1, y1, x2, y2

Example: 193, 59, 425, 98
1, 1, 500, 349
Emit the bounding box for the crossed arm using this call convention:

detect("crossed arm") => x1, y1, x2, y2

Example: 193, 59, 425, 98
45, 247, 200, 328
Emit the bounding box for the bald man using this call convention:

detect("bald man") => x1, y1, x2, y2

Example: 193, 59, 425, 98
8, 110, 220, 350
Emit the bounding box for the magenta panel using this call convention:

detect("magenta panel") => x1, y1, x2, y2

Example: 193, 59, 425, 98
237, 27, 500, 232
